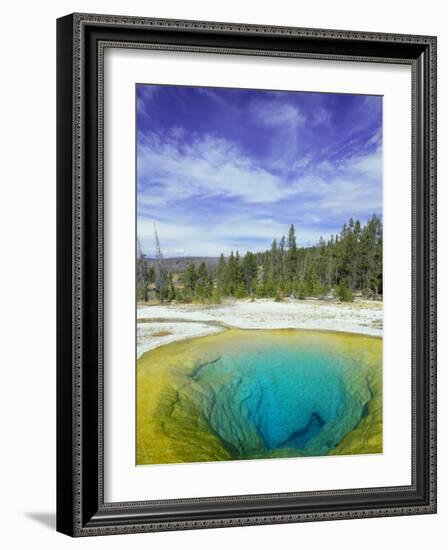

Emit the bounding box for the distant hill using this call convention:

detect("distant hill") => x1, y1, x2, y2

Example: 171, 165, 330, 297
144, 256, 220, 272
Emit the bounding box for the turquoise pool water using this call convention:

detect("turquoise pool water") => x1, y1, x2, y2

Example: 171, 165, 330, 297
189, 345, 371, 458
137, 329, 382, 464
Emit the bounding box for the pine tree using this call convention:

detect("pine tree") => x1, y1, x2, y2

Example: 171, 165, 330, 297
225, 251, 237, 295
305, 263, 319, 296
242, 252, 258, 295
286, 224, 298, 288
217, 253, 227, 290
136, 251, 155, 302
336, 279, 354, 302
200, 215, 382, 303
196, 261, 213, 300
167, 273, 176, 301
270, 239, 279, 282
279, 235, 286, 283
184, 263, 198, 294
234, 252, 245, 297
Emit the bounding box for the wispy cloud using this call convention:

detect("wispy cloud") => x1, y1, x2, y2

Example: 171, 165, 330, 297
249, 98, 306, 129
136, 85, 159, 121
136, 84, 382, 257
138, 133, 291, 205
313, 107, 331, 126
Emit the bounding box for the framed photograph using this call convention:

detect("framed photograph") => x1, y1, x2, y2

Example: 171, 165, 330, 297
56, 13, 437, 536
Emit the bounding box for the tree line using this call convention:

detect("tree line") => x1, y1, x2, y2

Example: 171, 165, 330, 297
137, 215, 382, 303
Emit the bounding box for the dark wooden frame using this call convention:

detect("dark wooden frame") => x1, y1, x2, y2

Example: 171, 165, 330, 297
57, 13, 437, 537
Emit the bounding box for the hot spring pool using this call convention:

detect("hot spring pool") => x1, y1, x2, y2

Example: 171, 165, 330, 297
137, 329, 382, 465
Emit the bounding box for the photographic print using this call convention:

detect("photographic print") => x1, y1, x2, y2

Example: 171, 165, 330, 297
136, 84, 383, 466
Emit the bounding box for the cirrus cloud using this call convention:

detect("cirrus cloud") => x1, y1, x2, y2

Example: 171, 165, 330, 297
137, 84, 382, 257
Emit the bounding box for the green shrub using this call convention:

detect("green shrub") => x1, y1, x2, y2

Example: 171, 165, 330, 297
296, 282, 307, 300
336, 280, 354, 302
274, 289, 284, 302
235, 284, 247, 299
210, 288, 222, 304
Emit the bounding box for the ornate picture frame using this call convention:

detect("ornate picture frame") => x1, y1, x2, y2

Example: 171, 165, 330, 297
57, 13, 437, 536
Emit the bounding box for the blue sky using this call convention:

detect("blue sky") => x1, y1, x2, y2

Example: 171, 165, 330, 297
137, 84, 382, 258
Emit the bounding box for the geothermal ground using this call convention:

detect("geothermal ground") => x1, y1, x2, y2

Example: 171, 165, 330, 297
137, 298, 383, 357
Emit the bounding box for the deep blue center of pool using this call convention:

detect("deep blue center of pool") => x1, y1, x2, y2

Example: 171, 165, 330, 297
191, 345, 368, 457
